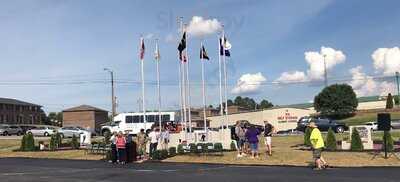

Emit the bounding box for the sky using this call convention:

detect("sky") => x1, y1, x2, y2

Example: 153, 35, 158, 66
1, 0, 400, 113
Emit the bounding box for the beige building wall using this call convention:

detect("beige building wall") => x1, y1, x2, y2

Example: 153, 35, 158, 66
208, 107, 314, 131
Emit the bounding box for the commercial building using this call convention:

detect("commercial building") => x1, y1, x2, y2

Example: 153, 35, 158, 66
62, 105, 108, 133
207, 107, 314, 132
0, 98, 43, 124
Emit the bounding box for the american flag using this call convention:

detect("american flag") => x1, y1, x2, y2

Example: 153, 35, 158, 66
139, 37, 145, 60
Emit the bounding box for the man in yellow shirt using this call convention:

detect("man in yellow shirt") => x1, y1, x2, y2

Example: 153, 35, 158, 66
309, 122, 328, 170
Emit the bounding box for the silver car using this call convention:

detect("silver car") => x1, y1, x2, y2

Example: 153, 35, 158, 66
58, 126, 88, 138
0, 125, 23, 136
27, 126, 57, 137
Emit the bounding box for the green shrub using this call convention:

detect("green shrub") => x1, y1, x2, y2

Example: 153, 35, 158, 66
189, 143, 197, 153
49, 134, 57, 151
350, 128, 363, 151
55, 132, 62, 147
325, 128, 337, 151
386, 93, 394, 109
20, 134, 26, 151
304, 127, 312, 146
383, 131, 394, 152
177, 144, 184, 155
394, 95, 400, 106
214, 143, 223, 152
70, 134, 80, 149
169, 147, 177, 156
230, 141, 236, 151
104, 131, 111, 144
160, 149, 169, 159
24, 133, 35, 151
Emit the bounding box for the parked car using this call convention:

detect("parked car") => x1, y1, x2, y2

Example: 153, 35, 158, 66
364, 122, 378, 131
26, 126, 57, 137
57, 126, 89, 138
0, 125, 23, 136
296, 117, 348, 133
19, 125, 38, 134
391, 120, 400, 129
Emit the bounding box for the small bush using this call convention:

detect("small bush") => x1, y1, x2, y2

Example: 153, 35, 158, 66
214, 143, 223, 152
70, 134, 80, 149
20, 134, 26, 151
325, 128, 337, 151
394, 95, 400, 106
55, 132, 62, 147
383, 131, 394, 152
169, 147, 177, 156
350, 128, 363, 151
152, 150, 169, 160
177, 144, 184, 155
386, 93, 394, 109
104, 131, 111, 145
160, 149, 169, 159
189, 143, 197, 153
24, 133, 35, 151
49, 134, 58, 151
304, 127, 312, 146
230, 141, 237, 151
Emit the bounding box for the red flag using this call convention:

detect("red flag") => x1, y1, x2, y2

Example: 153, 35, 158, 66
139, 37, 145, 60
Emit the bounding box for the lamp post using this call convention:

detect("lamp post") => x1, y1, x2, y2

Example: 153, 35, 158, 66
323, 54, 328, 87
104, 68, 116, 124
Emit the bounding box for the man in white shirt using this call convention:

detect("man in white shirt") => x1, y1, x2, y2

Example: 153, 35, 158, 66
160, 128, 170, 150
148, 128, 160, 158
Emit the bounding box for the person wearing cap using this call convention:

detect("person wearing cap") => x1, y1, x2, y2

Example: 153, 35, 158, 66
309, 122, 328, 170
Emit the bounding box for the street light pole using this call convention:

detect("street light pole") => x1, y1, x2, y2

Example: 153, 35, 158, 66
323, 54, 328, 87
104, 68, 116, 124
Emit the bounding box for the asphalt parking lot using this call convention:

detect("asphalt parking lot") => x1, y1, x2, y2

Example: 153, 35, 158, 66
0, 158, 399, 182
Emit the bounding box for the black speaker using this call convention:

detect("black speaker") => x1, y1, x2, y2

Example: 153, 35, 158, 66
378, 113, 391, 131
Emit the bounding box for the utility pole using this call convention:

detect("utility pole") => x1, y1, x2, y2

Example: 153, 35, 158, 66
323, 54, 328, 87
104, 68, 116, 124
396, 72, 400, 106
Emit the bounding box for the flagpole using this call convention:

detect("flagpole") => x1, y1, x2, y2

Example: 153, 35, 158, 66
179, 17, 187, 141
140, 37, 147, 130
201, 41, 207, 133
218, 35, 224, 130
185, 24, 192, 137
222, 29, 229, 130
155, 39, 162, 130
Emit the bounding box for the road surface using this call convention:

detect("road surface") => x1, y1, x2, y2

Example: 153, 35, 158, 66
0, 158, 399, 182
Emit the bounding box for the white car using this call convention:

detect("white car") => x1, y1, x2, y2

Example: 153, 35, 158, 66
27, 126, 57, 137
58, 126, 88, 138
365, 122, 378, 131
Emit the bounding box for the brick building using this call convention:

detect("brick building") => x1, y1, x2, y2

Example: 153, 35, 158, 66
0, 98, 43, 124
62, 105, 108, 133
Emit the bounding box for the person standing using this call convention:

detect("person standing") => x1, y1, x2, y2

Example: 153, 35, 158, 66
245, 125, 261, 158
116, 132, 127, 164
235, 121, 246, 157
136, 129, 147, 161
148, 128, 160, 158
125, 132, 134, 163
109, 132, 117, 163
309, 122, 327, 170
160, 127, 170, 150
263, 120, 275, 156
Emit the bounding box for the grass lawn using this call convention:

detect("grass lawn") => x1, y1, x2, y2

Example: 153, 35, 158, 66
165, 135, 400, 167
341, 111, 400, 126
0, 138, 103, 160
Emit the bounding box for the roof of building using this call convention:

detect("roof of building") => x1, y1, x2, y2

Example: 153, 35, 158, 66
0, 98, 41, 107
63, 105, 108, 112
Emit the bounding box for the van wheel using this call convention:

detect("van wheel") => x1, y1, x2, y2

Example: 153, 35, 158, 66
3, 131, 8, 136
44, 132, 49, 137
60, 133, 65, 138
336, 126, 345, 133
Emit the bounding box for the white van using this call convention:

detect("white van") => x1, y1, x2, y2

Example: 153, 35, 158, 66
101, 112, 176, 136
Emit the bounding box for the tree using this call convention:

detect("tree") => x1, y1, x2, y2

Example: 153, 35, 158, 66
303, 127, 312, 146
386, 93, 394, 109
394, 95, 400, 106
227, 99, 234, 106
56, 112, 63, 126
70, 134, 80, 149
325, 128, 337, 151
314, 84, 358, 117
350, 128, 363, 151
383, 131, 394, 152
259, 99, 273, 109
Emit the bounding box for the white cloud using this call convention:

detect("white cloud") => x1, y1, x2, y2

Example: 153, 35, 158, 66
165, 33, 176, 44
349, 66, 377, 96
348, 66, 396, 97
276, 71, 306, 83
231, 72, 266, 94
275, 47, 346, 83
144, 33, 154, 39
186, 16, 222, 37
305, 46, 346, 80
371, 47, 400, 75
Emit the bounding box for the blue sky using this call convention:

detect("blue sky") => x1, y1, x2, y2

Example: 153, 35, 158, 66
1, 0, 400, 113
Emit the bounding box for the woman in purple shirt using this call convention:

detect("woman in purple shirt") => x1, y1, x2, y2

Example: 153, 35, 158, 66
245, 125, 261, 158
